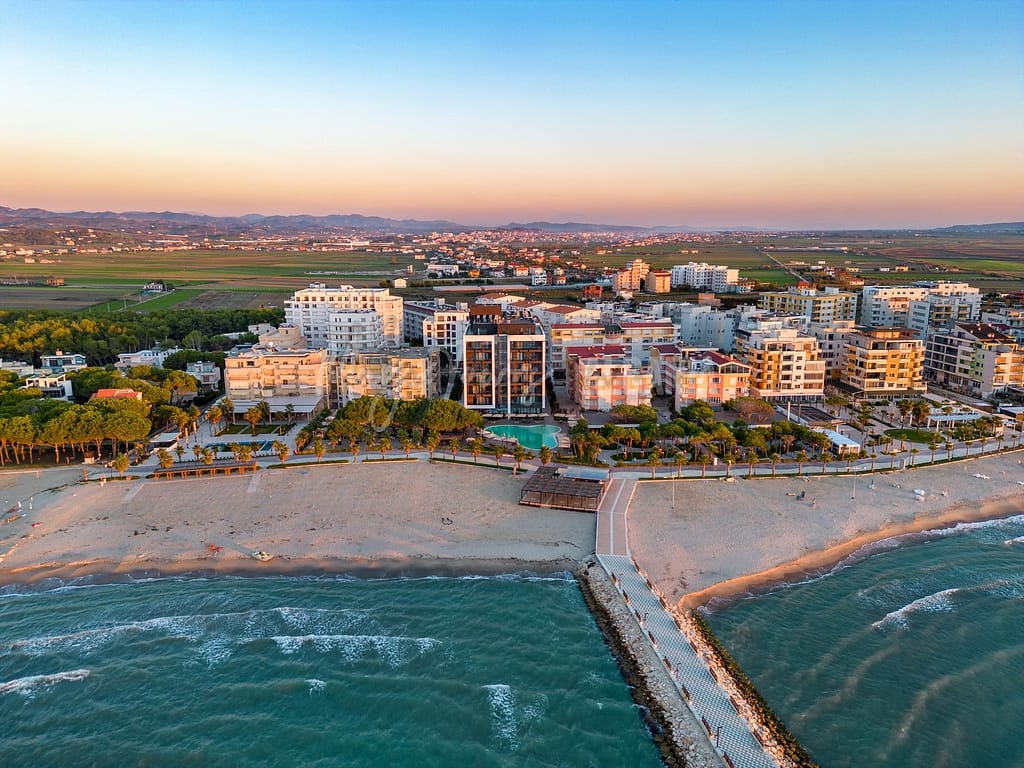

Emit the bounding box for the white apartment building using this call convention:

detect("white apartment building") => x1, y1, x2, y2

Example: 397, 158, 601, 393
23, 371, 74, 401
404, 300, 469, 363
284, 283, 403, 348
115, 346, 182, 373
39, 351, 88, 371
325, 310, 385, 354
860, 282, 979, 329
808, 320, 857, 382
670, 262, 739, 292
547, 320, 676, 377
980, 308, 1024, 343
185, 361, 223, 392
906, 292, 982, 339
924, 323, 1024, 399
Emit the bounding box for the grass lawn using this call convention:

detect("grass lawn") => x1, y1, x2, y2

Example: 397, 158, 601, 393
219, 423, 287, 436
884, 428, 940, 444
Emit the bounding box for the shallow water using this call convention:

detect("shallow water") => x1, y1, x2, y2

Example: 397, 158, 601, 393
708, 513, 1024, 768
0, 574, 662, 768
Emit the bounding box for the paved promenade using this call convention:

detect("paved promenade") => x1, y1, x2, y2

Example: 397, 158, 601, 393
596, 480, 781, 768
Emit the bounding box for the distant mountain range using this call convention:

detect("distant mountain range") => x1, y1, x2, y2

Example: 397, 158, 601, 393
0, 205, 1020, 236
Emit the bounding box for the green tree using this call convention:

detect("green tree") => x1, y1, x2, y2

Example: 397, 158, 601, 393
156, 447, 175, 469
539, 445, 553, 466
795, 450, 809, 476
312, 436, 326, 463
513, 444, 528, 471
245, 406, 262, 436
493, 443, 505, 466
646, 446, 663, 479
470, 438, 484, 463
112, 452, 130, 478
272, 440, 289, 463
448, 437, 461, 460
378, 436, 392, 460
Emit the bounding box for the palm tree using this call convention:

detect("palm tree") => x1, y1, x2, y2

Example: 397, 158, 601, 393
272, 440, 289, 463
493, 443, 505, 466
912, 400, 931, 429
448, 437, 461, 460
426, 432, 441, 460
795, 450, 809, 476
245, 407, 261, 436
237, 444, 254, 463
174, 443, 186, 463
201, 447, 216, 466
312, 436, 326, 463
221, 397, 235, 424
112, 452, 130, 478
470, 438, 484, 463
156, 448, 174, 469
539, 445, 553, 466
285, 403, 296, 424
206, 405, 223, 436
229, 442, 242, 461
513, 445, 528, 472
909, 447, 920, 467
193, 444, 203, 461
257, 399, 271, 426
401, 437, 414, 459
896, 399, 913, 427
928, 436, 940, 464
349, 437, 361, 463
820, 450, 833, 474
770, 452, 780, 477
673, 450, 687, 478
746, 450, 759, 479
647, 447, 663, 479
378, 436, 392, 460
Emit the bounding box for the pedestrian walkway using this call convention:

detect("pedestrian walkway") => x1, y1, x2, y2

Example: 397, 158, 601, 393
595, 486, 780, 768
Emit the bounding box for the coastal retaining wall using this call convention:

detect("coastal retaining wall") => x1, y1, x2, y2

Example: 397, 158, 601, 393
574, 558, 726, 768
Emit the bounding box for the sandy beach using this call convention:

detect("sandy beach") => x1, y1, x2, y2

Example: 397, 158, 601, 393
629, 451, 1024, 609
0, 462, 595, 584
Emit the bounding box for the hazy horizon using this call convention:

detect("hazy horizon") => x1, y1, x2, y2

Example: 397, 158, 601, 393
4, 0, 1022, 229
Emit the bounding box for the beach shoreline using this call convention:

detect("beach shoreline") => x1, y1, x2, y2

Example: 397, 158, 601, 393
0, 553, 581, 589
682, 495, 1024, 610
628, 451, 1024, 612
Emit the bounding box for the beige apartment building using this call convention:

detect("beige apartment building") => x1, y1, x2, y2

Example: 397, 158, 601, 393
643, 270, 672, 294
734, 321, 825, 400
224, 345, 330, 417
332, 348, 441, 406
566, 345, 652, 412
650, 344, 751, 410
758, 285, 858, 324
548, 320, 677, 378
840, 327, 926, 399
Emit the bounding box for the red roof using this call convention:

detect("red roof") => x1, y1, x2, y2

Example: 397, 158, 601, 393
92, 388, 143, 400
550, 322, 605, 330
565, 344, 627, 358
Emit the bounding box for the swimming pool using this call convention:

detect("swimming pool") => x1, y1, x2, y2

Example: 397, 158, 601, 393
485, 424, 561, 450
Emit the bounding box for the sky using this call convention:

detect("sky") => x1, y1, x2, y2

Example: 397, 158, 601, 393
2, 0, 1023, 229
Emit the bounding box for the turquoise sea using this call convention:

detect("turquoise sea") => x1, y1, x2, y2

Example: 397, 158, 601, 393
0, 574, 663, 768
708, 513, 1024, 768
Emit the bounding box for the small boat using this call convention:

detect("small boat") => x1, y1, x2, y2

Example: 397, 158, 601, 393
252, 551, 273, 562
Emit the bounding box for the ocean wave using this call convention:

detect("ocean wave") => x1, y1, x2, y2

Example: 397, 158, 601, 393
872, 588, 959, 629
269, 634, 440, 667
306, 678, 326, 696
1003, 535, 1024, 546
484, 684, 519, 752
0, 669, 90, 698
3, 606, 376, 663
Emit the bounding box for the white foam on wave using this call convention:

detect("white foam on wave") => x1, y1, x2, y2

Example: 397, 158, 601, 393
484, 684, 519, 752
1003, 535, 1024, 546
269, 634, 440, 667
3, 606, 373, 664
0, 669, 90, 698
872, 588, 960, 629
306, 678, 326, 696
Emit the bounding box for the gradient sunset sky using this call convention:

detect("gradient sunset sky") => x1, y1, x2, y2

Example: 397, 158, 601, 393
3, 0, 1023, 228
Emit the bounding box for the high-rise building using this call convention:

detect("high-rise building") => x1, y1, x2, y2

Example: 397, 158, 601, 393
332, 348, 441, 406
860, 282, 979, 329
404, 299, 469, 363
840, 327, 926, 399
758, 285, 858, 324
566, 345, 652, 412
670, 262, 739, 292
650, 344, 751, 410
924, 323, 1024, 399
284, 283, 403, 348
733, 319, 825, 400
463, 318, 546, 416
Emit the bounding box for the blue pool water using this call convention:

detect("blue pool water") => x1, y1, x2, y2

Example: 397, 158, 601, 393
486, 424, 561, 451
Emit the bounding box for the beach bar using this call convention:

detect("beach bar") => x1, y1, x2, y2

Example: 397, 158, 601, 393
519, 466, 608, 512
151, 459, 259, 479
